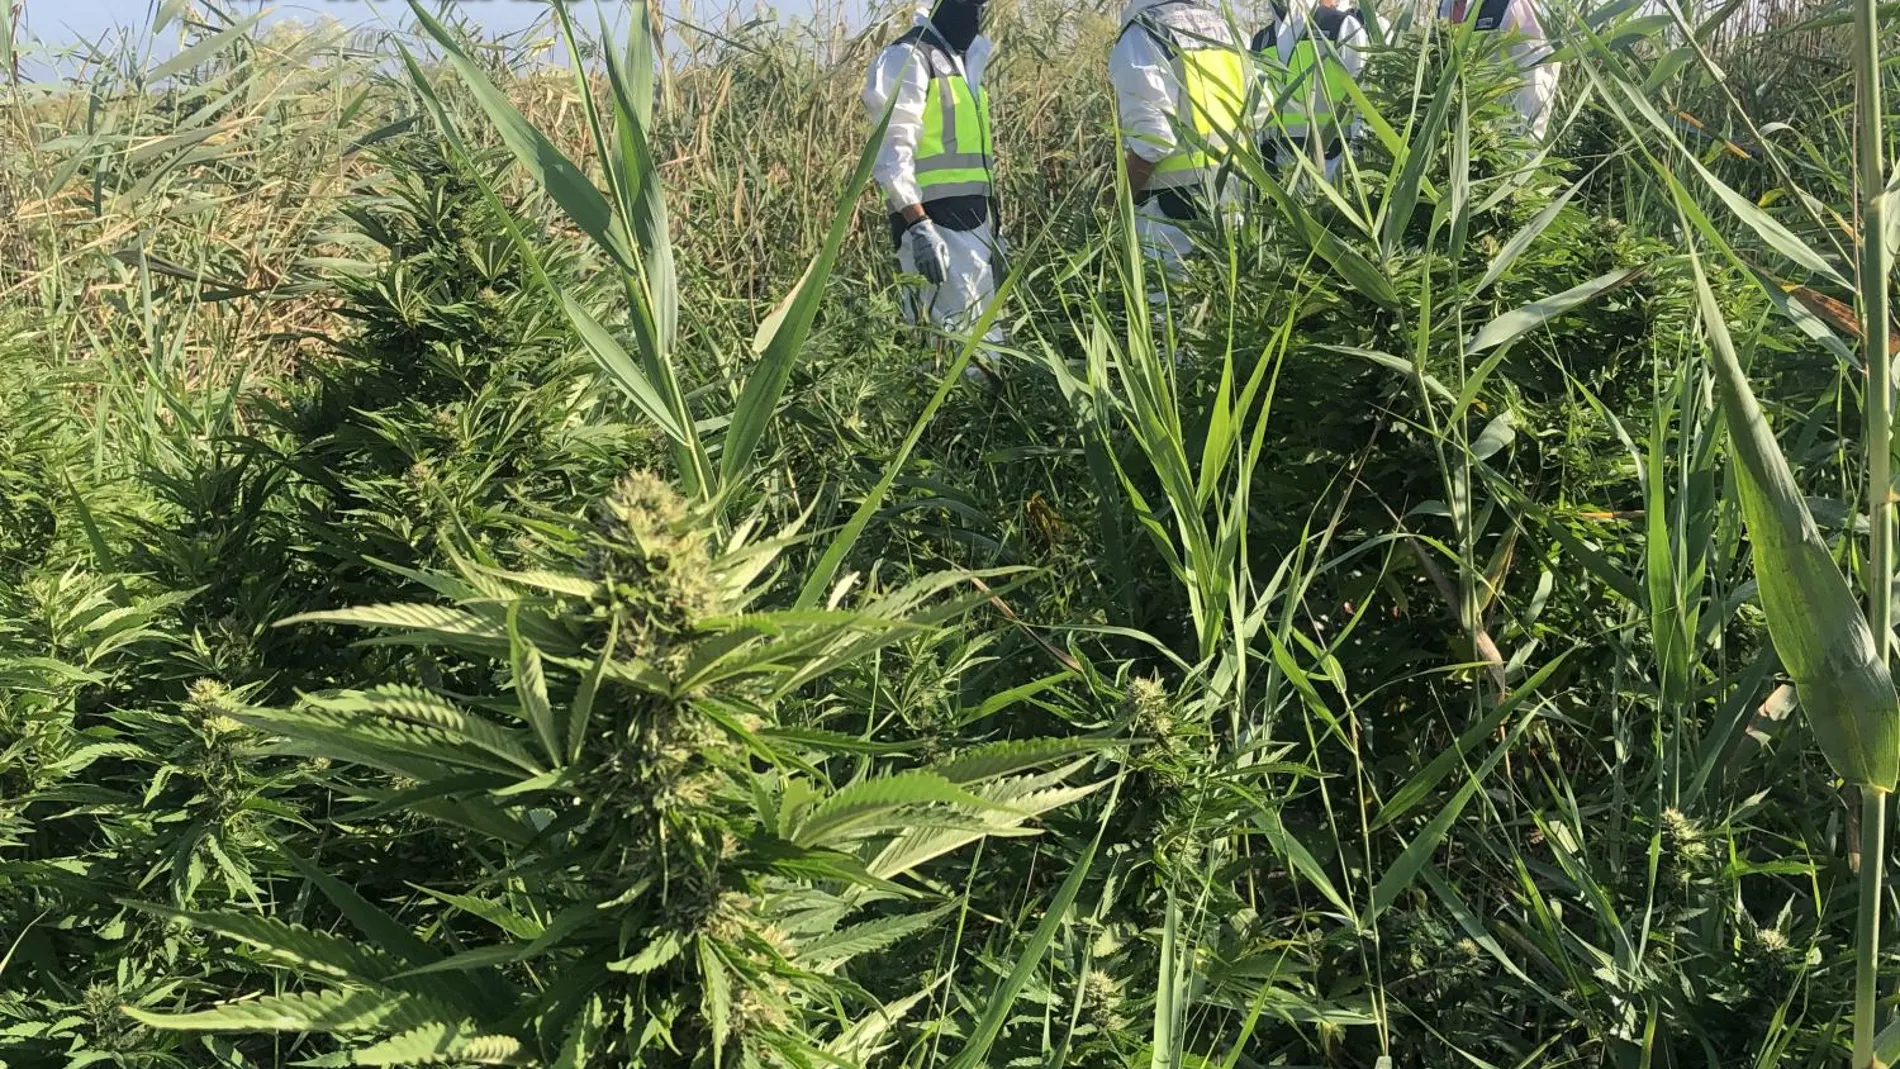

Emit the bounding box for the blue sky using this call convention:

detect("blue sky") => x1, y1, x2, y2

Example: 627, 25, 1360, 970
18, 0, 882, 50
27, 1, 634, 45
14, 1, 884, 80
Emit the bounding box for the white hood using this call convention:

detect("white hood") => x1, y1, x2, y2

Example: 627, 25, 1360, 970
1120, 0, 1183, 28
1279, 0, 1326, 34
904, 2, 991, 47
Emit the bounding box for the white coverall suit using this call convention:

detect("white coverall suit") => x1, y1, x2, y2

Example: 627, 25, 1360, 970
862, 19, 1004, 357
1265, 0, 1368, 182
1439, 0, 1561, 140
1109, 0, 1247, 278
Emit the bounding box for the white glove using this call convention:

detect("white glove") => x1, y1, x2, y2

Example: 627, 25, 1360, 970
908, 218, 951, 285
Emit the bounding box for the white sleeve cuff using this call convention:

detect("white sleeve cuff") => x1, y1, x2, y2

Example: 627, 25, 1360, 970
1123, 137, 1171, 163
885, 178, 925, 213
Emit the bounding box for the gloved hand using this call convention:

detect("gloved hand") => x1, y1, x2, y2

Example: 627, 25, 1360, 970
908, 218, 951, 286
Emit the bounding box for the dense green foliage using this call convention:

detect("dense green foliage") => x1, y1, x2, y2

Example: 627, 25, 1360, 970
3, 0, 1898, 1066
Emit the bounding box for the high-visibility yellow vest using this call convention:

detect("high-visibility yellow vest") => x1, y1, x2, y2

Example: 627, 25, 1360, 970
1124, 3, 1249, 192
1274, 12, 1356, 141
901, 32, 995, 203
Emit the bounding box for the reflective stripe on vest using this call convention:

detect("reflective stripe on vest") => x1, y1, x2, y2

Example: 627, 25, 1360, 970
913, 46, 994, 202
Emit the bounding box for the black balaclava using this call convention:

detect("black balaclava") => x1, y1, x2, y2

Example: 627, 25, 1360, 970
929, 0, 985, 54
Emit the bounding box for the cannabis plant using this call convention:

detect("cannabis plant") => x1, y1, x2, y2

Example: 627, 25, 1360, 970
127, 471, 1102, 1065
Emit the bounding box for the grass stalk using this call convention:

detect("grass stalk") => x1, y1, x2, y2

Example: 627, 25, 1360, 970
1854, 0, 1891, 1059
1855, 789, 1887, 1068
1856, 0, 1892, 662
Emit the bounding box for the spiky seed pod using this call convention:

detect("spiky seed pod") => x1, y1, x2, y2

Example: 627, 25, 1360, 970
585, 695, 737, 823
642, 713, 727, 812
1662, 807, 1711, 860
1661, 806, 1699, 845
1453, 937, 1483, 967
82, 982, 137, 1050
81, 982, 117, 1024
754, 924, 795, 962
702, 891, 757, 943
1750, 926, 1791, 956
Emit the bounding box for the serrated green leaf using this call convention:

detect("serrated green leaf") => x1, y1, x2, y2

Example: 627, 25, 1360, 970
310, 687, 542, 774
553, 995, 605, 1069
121, 903, 401, 982
608, 930, 683, 973
792, 772, 1000, 848
929, 737, 1120, 784
351, 1021, 527, 1065
233, 704, 521, 778
798, 904, 954, 969
410, 886, 544, 941
506, 611, 562, 766
278, 604, 506, 650
127, 988, 454, 1035
699, 938, 731, 1063
48, 741, 148, 773
868, 774, 1108, 880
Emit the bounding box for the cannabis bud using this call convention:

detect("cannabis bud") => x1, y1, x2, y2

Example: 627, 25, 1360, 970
588, 470, 720, 663
1749, 926, 1791, 957
1120, 676, 1172, 737
185, 678, 245, 737
1741, 922, 1803, 996
1080, 968, 1124, 1033
1660, 807, 1713, 889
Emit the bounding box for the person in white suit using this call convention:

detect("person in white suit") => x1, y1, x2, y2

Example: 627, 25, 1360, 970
1108, 0, 1251, 278
1253, 0, 1368, 181
862, 0, 1005, 373
1439, 0, 1561, 140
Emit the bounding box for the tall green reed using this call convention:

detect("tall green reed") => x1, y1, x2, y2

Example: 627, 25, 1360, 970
1578, 1, 1900, 1061
1848, 0, 1891, 1062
